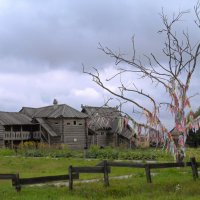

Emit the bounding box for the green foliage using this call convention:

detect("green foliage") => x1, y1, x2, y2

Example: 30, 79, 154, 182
86, 145, 118, 159
86, 145, 173, 161
186, 129, 200, 147
17, 142, 73, 158
0, 142, 173, 161
1, 148, 200, 199
0, 157, 200, 200
0, 148, 15, 156
186, 148, 200, 161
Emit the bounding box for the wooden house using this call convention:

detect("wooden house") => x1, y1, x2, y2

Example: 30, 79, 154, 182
0, 112, 38, 148
81, 105, 134, 148
0, 103, 88, 150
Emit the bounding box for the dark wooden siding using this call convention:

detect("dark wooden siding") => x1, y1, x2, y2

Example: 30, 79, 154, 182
45, 119, 63, 136
97, 135, 107, 147
0, 124, 5, 147
50, 136, 62, 145
88, 131, 116, 147
63, 119, 86, 149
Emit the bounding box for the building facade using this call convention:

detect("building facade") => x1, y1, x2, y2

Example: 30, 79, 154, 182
0, 103, 88, 150
81, 105, 134, 148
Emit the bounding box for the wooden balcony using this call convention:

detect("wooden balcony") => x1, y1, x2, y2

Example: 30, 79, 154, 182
3, 132, 41, 140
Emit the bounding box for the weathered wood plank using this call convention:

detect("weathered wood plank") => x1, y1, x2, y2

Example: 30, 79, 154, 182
0, 174, 16, 180
46, 119, 63, 135
107, 161, 145, 168
103, 161, 109, 186
196, 162, 200, 168
68, 165, 73, 190
145, 164, 152, 183
149, 162, 187, 169
98, 161, 194, 169
13, 174, 21, 192
19, 174, 79, 185
190, 157, 198, 180
71, 166, 111, 173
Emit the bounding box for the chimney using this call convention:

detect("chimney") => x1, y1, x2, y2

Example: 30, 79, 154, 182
53, 99, 58, 109
53, 99, 58, 105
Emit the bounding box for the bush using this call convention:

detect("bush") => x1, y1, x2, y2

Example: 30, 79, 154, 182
17, 142, 72, 158
85, 145, 172, 161
0, 142, 173, 161
86, 145, 119, 160
0, 148, 15, 156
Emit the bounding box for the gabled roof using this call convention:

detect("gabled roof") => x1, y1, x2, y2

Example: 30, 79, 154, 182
82, 106, 120, 118
0, 112, 32, 125
20, 104, 88, 119
82, 105, 121, 131
120, 127, 133, 139
82, 105, 133, 139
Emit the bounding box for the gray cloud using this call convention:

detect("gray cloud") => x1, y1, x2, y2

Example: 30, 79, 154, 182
0, 0, 199, 128
0, 0, 198, 73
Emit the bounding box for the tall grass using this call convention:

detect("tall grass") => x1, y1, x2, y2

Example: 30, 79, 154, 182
86, 145, 173, 161
0, 143, 174, 161
1, 148, 200, 199
1, 172, 200, 200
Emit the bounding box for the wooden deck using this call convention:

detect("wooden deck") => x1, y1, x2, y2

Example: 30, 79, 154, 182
3, 132, 41, 140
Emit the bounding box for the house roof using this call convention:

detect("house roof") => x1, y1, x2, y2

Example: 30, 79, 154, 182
0, 112, 32, 125
82, 105, 133, 139
82, 106, 121, 131
20, 104, 88, 119
120, 127, 133, 139
35, 118, 57, 137
82, 106, 120, 118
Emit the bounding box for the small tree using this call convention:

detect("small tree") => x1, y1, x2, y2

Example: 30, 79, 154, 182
84, 2, 200, 161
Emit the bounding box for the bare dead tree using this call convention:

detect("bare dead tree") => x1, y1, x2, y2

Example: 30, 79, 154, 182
84, 2, 200, 161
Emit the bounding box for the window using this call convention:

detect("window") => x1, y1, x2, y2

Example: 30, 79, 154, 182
67, 123, 71, 125
13, 126, 20, 132
73, 121, 77, 125
100, 132, 105, 136
5, 126, 11, 131
79, 123, 83, 126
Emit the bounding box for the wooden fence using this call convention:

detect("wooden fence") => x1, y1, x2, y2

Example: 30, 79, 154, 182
0, 173, 79, 191
69, 160, 110, 190
0, 157, 199, 191
96, 157, 199, 184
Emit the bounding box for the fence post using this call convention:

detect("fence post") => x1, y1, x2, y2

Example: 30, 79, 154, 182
68, 165, 73, 190
13, 173, 21, 192
145, 164, 152, 183
103, 160, 109, 187
190, 157, 198, 180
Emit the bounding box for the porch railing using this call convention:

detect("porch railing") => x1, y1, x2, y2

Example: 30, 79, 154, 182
3, 132, 41, 140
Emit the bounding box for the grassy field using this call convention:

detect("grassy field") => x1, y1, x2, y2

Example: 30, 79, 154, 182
0, 148, 200, 199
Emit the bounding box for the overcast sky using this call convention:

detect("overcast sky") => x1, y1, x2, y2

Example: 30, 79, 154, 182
0, 0, 199, 128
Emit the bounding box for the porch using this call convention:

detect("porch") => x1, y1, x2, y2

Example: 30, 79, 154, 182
4, 131, 41, 140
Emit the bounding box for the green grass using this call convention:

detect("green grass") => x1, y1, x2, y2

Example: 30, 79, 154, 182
1, 148, 200, 199
1, 172, 200, 200
0, 145, 174, 161
0, 156, 143, 180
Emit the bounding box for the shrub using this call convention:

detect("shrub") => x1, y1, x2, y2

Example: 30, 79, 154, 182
17, 142, 72, 158
86, 146, 173, 161
0, 148, 15, 156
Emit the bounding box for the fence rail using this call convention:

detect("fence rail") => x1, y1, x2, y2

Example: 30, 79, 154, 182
0, 157, 199, 191
19, 174, 79, 185
0, 173, 79, 191
96, 157, 199, 183
68, 161, 110, 190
